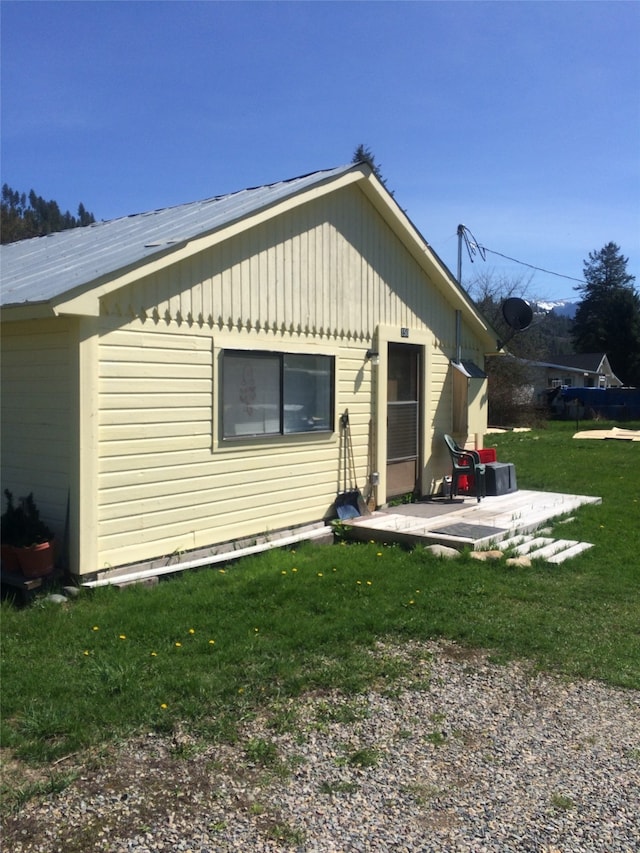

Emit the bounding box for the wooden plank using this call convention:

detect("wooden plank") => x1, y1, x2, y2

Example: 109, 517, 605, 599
524, 539, 580, 559
512, 537, 556, 555
546, 542, 594, 563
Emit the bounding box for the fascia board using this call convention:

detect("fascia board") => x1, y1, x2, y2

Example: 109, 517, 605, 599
0, 303, 57, 322
356, 175, 498, 350
52, 168, 367, 317
525, 359, 598, 375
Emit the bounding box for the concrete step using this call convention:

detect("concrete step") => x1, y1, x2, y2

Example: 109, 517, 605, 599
498, 533, 594, 564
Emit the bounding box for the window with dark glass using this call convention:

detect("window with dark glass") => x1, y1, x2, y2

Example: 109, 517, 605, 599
222, 351, 334, 438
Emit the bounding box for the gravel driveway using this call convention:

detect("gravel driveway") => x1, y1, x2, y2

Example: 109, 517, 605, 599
3, 640, 639, 852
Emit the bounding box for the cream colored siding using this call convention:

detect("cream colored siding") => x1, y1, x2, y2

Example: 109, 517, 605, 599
95, 322, 374, 569
0, 319, 72, 536
101, 186, 465, 351
1, 171, 496, 578
97, 326, 213, 567
92, 185, 489, 570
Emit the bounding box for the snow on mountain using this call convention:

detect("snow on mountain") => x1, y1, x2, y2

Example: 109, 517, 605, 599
535, 300, 578, 318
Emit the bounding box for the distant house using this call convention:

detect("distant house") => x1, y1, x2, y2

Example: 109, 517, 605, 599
522, 353, 624, 404
1, 163, 498, 581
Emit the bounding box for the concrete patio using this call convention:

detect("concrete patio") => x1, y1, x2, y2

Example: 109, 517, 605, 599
344, 489, 602, 562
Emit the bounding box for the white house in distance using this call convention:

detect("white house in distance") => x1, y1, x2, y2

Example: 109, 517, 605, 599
514, 352, 624, 407
533, 353, 623, 392
1, 163, 499, 581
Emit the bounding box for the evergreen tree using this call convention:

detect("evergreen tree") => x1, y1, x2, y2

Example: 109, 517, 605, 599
572, 243, 640, 385
1, 184, 95, 243
351, 144, 393, 194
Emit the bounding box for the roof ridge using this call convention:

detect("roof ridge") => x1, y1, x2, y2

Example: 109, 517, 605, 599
1, 164, 356, 243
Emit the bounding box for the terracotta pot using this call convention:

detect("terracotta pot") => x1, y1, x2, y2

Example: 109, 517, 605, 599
16, 541, 55, 578
1, 544, 21, 573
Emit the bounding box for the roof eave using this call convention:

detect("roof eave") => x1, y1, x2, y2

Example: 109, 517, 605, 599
0, 302, 58, 321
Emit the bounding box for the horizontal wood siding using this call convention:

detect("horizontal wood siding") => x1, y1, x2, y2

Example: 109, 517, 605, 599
91, 181, 488, 570
0, 319, 72, 536
96, 323, 373, 569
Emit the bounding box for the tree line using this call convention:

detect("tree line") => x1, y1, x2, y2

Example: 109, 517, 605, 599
1, 184, 95, 244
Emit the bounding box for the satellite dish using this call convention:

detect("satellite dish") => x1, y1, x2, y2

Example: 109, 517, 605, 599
502, 298, 533, 331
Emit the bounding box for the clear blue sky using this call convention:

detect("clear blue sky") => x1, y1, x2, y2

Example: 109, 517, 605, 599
2, 1, 639, 301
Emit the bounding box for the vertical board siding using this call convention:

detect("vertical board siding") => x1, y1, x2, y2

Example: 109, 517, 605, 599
102, 186, 459, 346
0, 319, 72, 535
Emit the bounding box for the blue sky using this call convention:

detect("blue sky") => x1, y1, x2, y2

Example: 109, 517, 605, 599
2, 1, 639, 301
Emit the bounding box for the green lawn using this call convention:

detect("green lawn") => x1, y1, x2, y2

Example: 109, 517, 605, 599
2, 420, 639, 770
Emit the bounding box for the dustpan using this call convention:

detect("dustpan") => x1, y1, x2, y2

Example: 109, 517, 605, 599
335, 411, 368, 519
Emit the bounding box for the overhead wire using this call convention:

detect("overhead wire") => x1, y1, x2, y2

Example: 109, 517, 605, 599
478, 246, 586, 286
455, 225, 587, 299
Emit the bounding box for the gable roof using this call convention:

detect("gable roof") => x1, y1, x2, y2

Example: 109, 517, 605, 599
510, 352, 623, 385
0, 163, 498, 349
521, 353, 611, 374
0, 164, 355, 309
546, 353, 609, 374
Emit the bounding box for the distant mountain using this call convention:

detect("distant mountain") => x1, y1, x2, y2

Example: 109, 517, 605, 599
535, 300, 579, 318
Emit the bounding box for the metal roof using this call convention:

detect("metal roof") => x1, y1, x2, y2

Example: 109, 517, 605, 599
0, 164, 356, 308
521, 353, 609, 374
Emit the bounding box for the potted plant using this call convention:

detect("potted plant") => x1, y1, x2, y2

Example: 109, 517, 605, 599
1, 490, 55, 577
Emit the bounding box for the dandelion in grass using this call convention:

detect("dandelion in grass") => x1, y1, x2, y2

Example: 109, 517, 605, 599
281, 570, 287, 575
92, 626, 99, 632
119, 634, 127, 640
377, 552, 383, 557
150, 651, 158, 657
254, 627, 259, 633
208, 639, 216, 646
219, 569, 226, 574
292, 567, 298, 573
83, 650, 90, 656
188, 628, 195, 635
356, 580, 362, 585
317, 572, 323, 577
160, 703, 168, 710
175, 642, 182, 648
367, 581, 372, 586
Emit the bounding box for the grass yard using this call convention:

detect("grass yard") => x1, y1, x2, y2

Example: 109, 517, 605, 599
1, 420, 639, 776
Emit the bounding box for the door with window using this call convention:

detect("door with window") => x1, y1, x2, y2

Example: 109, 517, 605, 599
386, 343, 421, 497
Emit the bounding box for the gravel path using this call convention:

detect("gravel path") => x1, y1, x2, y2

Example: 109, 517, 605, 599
3, 640, 639, 852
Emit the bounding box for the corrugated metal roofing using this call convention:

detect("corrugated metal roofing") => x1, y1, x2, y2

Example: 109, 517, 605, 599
0, 164, 356, 308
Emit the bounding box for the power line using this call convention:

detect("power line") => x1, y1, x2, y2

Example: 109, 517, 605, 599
478, 245, 586, 286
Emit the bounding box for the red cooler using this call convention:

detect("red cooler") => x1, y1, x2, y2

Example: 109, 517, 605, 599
457, 448, 497, 494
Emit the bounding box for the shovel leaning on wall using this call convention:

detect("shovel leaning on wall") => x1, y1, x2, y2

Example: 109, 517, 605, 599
335, 411, 369, 519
